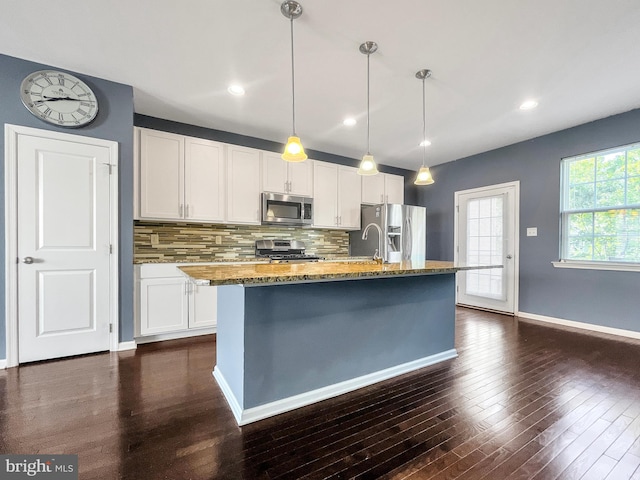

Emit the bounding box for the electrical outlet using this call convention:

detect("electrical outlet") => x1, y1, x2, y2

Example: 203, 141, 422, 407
150, 233, 159, 245
526, 227, 538, 237
215, 235, 222, 245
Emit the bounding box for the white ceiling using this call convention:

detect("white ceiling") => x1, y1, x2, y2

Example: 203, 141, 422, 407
3, 0, 640, 170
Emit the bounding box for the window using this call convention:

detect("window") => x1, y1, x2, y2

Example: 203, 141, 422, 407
560, 143, 640, 264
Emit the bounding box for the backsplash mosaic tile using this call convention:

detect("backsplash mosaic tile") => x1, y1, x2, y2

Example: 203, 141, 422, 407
134, 221, 350, 263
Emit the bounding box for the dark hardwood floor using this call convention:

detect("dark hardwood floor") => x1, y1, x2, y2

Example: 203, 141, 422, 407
2, 308, 640, 479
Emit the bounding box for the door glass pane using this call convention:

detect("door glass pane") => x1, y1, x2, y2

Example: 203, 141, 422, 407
465, 195, 505, 300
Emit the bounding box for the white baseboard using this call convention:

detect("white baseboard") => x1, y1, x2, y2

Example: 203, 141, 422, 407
517, 311, 640, 340
215, 349, 458, 426
213, 368, 244, 424
135, 327, 216, 344
0, 359, 6, 370
117, 341, 137, 352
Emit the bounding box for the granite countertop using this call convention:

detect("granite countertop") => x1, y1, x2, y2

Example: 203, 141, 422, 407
133, 255, 370, 265
178, 260, 502, 286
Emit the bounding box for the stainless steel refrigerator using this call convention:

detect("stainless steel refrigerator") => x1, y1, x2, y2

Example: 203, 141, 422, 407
349, 204, 426, 263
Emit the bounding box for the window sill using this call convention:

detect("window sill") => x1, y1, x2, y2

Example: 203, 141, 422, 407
552, 260, 640, 273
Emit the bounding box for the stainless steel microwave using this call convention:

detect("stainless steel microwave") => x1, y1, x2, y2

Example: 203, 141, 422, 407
261, 193, 313, 226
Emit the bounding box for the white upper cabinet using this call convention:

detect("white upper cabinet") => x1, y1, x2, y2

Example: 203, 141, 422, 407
262, 152, 313, 196
226, 145, 261, 224
361, 173, 405, 205
139, 129, 184, 220
137, 128, 225, 223
184, 137, 225, 222
338, 166, 362, 229
312, 162, 361, 230
313, 162, 340, 228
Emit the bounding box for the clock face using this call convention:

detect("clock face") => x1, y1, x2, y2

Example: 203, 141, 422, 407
20, 70, 99, 128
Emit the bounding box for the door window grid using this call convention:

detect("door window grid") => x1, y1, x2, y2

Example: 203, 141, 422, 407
465, 196, 505, 300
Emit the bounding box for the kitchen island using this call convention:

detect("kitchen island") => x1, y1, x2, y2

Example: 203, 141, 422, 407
179, 260, 497, 425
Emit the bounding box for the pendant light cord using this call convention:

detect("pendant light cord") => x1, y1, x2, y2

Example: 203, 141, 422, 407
422, 77, 427, 168
366, 52, 371, 155
290, 16, 296, 136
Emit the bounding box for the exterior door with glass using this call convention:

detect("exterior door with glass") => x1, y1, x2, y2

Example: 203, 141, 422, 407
455, 182, 519, 314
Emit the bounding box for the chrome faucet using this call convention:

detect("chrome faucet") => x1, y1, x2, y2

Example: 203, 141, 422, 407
362, 223, 384, 264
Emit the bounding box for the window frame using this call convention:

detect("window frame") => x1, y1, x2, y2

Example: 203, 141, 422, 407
557, 142, 640, 271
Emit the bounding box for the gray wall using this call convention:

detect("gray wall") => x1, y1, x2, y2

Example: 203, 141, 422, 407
420, 108, 640, 332
0, 54, 135, 357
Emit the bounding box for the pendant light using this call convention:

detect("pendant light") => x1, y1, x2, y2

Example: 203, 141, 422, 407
281, 1, 307, 162
414, 69, 435, 185
357, 41, 379, 176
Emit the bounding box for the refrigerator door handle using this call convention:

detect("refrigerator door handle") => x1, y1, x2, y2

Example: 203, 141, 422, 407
405, 216, 413, 260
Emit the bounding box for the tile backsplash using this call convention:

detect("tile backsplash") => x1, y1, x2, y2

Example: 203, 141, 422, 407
134, 221, 350, 263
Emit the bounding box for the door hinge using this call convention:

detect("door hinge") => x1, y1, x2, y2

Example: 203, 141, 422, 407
107, 164, 115, 175
456, 285, 459, 292
456, 204, 459, 212
109, 323, 113, 333
109, 244, 113, 254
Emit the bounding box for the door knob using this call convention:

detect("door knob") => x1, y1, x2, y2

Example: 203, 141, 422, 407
506, 254, 513, 259
22, 257, 34, 264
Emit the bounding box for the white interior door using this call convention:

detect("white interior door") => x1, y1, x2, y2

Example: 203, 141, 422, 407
16, 132, 113, 363
455, 182, 519, 314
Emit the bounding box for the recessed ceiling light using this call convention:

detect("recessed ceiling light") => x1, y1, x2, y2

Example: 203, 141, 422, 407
420, 139, 432, 147
227, 84, 245, 96
519, 100, 538, 110
343, 117, 357, 126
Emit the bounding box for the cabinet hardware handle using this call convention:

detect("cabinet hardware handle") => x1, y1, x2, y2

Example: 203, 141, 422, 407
179, 204, 184, 218
186, 204, 190, 218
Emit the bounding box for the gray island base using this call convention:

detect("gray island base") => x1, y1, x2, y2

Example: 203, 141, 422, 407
214, 273, 457, 425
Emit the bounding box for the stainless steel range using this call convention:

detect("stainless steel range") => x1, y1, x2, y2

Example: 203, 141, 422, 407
255, 239, 323, 263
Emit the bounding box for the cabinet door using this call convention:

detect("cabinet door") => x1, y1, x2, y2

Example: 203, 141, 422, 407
139, 278, 189, 335
312, 161, 339, 228
139, 129, 184, 220
385, 174, 405, 204
227, 145, 261, 224
262, 151, 288, 194
188, 284, 217, 329
361, 174, 385, 205
338, 166, 362, 229
185, 138, 225, 222
288, 160, 314, 197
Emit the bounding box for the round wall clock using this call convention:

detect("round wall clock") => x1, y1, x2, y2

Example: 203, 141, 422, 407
20, 70, 99, 128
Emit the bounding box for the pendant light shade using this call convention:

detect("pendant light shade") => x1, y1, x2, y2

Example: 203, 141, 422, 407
415, 166, 434, 185
414, 69, 435, 186
281, 1, 307, 162
357, 41, 379, 176
283, 136, 307, 162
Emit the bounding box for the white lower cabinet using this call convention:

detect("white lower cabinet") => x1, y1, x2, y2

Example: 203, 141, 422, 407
136, 264, 217, 340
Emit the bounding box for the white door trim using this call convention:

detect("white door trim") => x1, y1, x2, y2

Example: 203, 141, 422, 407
454, 180, 520, 315
4, 124, 119, 367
